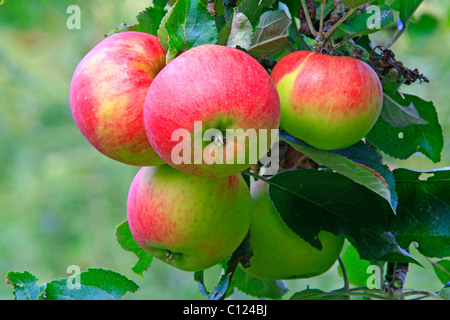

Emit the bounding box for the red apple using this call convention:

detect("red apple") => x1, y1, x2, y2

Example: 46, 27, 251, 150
127, 165, 253, 272
70, 31, 166, 166
143, 44, 281, 177
271, 51, 383, 150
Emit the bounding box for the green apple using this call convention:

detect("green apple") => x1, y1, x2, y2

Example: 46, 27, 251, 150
127, 165, 253, 272
271, 51, 383, 150
241, 180, 345, 280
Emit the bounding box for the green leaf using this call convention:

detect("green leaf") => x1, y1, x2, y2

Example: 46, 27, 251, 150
290, 288, 347, 300
115, 220, 153, 277
339, 5, 394, 36
366, 93, 444, 163
6, 271, 45, 300
280, 135, 395, 210
407, 13, 439, 39
246, 10, 292, 58
432, 260, 450, 285
108, 2, 167, 36
158, 0, 218, 63
229, 267, 289, 299
216, 0, 276, 45
330, 140, 398, 210
390, 168, 450, 258
41, 268, 138, 300
342, 0, 374, 8
440, 286, 450, 300
393, 0, 423, 24
380, 92, 429, 127
208, 272, 231, 300
267, 169, 417, 263
338, 244, 380, 288
194, 270, 210, 296
226, 11, 253, 49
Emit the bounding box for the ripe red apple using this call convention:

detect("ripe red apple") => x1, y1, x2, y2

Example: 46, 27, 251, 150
127, 165, 253, 272
143, 44, 281, 177
70, 31, 166, 166
241, 180, 345, 280
271, 51, 383, 150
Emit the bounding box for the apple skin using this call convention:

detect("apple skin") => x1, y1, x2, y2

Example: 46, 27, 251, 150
144, 44, 280, 178
241, 180, 345, 281
70, 31, 166, 166
271, 51, 383, 150
127, 165, 253, 272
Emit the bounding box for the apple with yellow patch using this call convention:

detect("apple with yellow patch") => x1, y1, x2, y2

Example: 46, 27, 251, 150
70, 31, 166, 166
127, 165, 253, 272
271, 51, 383, 150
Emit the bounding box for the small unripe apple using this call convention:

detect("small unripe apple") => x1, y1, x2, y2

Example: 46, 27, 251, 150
127, 165, 253, 272
70, 31, 166, 166
271, 51, 383, 150
144, 44, 280, 177
241, 180, 345, 280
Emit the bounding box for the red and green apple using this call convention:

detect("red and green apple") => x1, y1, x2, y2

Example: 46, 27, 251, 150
127, 165, 253, 272
143, 44, 281, 177
271, 51, 383, 150
70, 31, 166, 166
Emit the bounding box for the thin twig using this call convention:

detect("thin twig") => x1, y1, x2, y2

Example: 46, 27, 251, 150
386, 18, 408, 49
318, 0, 326, 39
322, 7, 357, 41
338, 257, 350, 293
401, 290, 444, 300
301, 0, 318, 37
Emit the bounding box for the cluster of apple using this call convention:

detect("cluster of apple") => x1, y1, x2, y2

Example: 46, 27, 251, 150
69, 31, 382, 280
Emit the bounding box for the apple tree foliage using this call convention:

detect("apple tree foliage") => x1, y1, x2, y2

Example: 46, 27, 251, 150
6, 0, 450, 300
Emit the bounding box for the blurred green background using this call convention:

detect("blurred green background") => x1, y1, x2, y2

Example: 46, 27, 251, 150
0, 0, 448, 300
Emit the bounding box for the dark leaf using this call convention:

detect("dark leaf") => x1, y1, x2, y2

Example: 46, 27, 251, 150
380, 92, 429, 127
390, 168, 450, 258
366, 93, 444, 163
267, 169, 417, 263
432, 259, 450, 285
290, 288, 347, 300
281, 135, 395, 210
247, 10, 292, 58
